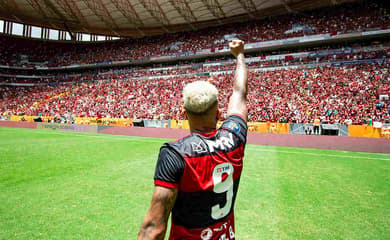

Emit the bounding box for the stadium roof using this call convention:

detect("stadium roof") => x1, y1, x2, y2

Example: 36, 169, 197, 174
0, 0, 357, 38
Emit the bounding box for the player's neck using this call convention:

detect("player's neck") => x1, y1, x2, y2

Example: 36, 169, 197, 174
191, 126, 216, 133
189, 119, 216, 133
187, 111, 217, 133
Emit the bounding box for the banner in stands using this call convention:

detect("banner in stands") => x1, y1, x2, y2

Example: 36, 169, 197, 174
299, 34, 328, 43
373, 122, 383, 128
309, 49, 348, 57
171, 120, 190, 130
0, 115, 10, 121
283, 38, 301, 45
197, 49, 211, 54
143, 120, 171, 128
36, 123, 97, 133
215, 48, 229, 53
290, 123, 348, 136
382, 123, 390, 138
246, 41, 279, 49
210, 70, 234, 76
150, 55, 174, 61
246, 122, 289, 134
177, 52, 194, 57
204, 62, 224, 67
348, 124, 383, 138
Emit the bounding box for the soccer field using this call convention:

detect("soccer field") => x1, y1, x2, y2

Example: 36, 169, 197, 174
0, 127, 389, 240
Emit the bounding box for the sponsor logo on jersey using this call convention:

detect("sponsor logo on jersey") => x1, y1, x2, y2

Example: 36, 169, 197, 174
216, 165, 230, 173
191, 141, 208, 154
226, 121, 240, 134
206, 133, 234, 152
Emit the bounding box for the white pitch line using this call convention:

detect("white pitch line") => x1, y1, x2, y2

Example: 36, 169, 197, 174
247, 147, 390, 161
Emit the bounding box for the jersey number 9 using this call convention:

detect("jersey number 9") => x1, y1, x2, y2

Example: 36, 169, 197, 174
211, 163, 234, 220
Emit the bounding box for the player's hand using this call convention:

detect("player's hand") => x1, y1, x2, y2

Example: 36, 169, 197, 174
229, 39, 244, 58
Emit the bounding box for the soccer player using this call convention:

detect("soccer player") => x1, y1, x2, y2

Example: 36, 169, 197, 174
138, 39, 248, 240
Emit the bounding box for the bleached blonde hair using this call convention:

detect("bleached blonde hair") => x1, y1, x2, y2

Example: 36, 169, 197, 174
183, 81, 218, 114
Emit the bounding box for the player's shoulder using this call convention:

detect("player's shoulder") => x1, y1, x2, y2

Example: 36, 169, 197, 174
220, 114, 247, 138
163, 133, 202, 156
168, 132, 200, 146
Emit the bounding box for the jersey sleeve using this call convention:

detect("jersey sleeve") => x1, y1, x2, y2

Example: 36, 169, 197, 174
220, 114, 248, 144
154, 146, 185, 189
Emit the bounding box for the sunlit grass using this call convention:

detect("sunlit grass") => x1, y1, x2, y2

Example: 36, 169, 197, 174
0, 127, 389, 239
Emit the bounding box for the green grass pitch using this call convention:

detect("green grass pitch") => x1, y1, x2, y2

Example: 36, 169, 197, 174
0, 127, 389, 240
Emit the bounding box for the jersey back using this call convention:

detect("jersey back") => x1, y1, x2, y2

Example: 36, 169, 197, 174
154, 115, 247, 240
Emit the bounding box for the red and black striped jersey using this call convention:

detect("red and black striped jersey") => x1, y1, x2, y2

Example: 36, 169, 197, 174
154, 114, 247, 240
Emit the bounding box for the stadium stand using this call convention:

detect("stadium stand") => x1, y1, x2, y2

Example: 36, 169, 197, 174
0, 0, 389, 126
1, 59, 389, 124
0, 1, 388, 67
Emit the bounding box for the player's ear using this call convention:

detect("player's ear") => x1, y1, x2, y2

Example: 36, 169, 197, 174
216, 108, 221, 121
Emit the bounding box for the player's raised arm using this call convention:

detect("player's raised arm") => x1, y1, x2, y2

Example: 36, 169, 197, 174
227, 39, 248, 121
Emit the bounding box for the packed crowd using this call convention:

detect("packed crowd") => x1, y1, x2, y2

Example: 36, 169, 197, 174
0, 0, 389, 125
1, 44, 389, 84
247, 63, 390, 124
1, 61, 389, 124
0, 1, 388, 67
